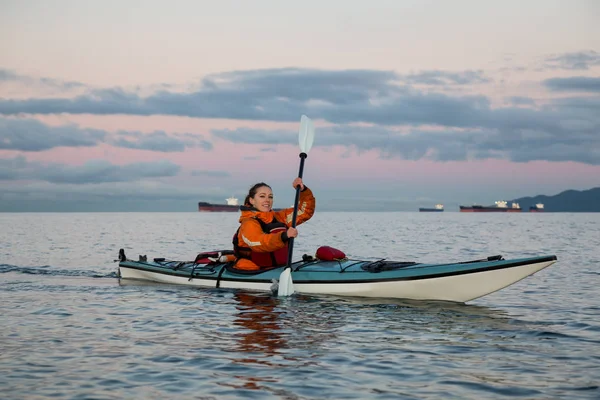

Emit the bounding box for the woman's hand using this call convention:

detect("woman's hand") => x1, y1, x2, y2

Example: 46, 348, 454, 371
286, 227, 298, 238
292, 177, 305, 191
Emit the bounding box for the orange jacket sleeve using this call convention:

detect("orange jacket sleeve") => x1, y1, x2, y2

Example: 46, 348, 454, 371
237, 218, 287, 253
274, 187, 316, 227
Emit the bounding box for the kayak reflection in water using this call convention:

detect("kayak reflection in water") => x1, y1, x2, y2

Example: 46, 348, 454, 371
233, 292, 285, 358
222, 292, 284, 391
232, 178, 316, 271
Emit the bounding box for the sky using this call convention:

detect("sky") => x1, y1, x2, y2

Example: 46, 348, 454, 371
1, 0, 599, 212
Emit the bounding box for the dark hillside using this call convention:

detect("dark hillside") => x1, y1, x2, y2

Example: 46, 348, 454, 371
511, 187, 600, 212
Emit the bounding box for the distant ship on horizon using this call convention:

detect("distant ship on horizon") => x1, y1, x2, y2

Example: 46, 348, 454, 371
529, 203, 545, 212
198, 196, 284, 212
419, 204, 444, 212
198, 196, 240, 212
459, 200, 522, 212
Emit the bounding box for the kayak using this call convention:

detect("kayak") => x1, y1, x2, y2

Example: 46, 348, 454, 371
116, 249, 557, 303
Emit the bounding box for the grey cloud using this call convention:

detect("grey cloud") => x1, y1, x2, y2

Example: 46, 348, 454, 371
505, 96, 536, 106
0, 117, 212, 152
543, 76, 600, 93
211, 103, 600, 164
0, 69, 20, 81
0, 68, 406, 122
145, 68, 406, 122
191, 170, 231, 178
553, 96, 600, 111
0, 117, 105, 151
112, 130, 213, 152
0, 68, 85, 89
0, 67, 595, 130
211, 128, 296, 145
202, 68, 401, 103
0, 156, 28, 180
0, 156, 180, 184
0, 68, 529, 129
321, 91, 491, 127
509, 143, 599, 165
39, 160, 180, 184
402, 70, 491, 85
543, 51, 600, 70
320, 126, 481, 162
1, 67, 598, 165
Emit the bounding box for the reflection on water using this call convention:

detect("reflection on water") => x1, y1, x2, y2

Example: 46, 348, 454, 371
299, 294, 515, 332
224, 293, 283, 391
219, 290, 523, 393
233, 293, 285, 358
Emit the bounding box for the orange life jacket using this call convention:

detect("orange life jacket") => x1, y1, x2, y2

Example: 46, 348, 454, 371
233, 216, 289, 268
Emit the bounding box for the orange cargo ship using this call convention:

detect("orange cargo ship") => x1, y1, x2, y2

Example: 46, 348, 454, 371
198, 196, 284, 212
198, 196, 240, 212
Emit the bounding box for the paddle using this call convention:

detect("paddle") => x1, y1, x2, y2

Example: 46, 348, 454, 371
277, 115, 315, 296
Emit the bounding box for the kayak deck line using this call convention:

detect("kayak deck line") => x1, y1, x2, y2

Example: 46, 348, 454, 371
118, 255, 556, 284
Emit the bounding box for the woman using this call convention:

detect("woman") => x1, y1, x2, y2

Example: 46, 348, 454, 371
232, 177, 316, 271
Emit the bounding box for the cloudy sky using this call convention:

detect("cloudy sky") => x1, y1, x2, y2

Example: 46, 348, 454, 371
1, 0, 599, 211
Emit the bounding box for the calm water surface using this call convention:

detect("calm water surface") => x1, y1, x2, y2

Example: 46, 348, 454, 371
1, 212, 599, 399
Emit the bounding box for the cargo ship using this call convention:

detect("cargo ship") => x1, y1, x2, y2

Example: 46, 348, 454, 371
198, 196, 240, 212
529, 203, 544, 212
419, 204, 444, 212
198, 196, 284, 212
459, 200, 522, 212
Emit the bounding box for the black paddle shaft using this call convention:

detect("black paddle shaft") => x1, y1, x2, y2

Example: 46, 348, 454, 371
286, 152, 308, 268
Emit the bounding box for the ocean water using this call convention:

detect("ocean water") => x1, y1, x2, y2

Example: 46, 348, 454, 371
1, 211, 599, 399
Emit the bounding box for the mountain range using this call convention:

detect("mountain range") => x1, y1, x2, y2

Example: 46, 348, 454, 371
511, 187, 600, 212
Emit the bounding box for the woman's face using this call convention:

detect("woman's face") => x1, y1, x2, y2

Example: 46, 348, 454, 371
249, 186, 274, 212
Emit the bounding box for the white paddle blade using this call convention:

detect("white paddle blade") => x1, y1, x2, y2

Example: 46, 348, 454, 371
299, 115, 315, 153
277, 268, 295, 296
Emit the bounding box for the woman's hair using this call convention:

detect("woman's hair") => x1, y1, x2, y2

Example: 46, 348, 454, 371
244, 182, 272, 206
